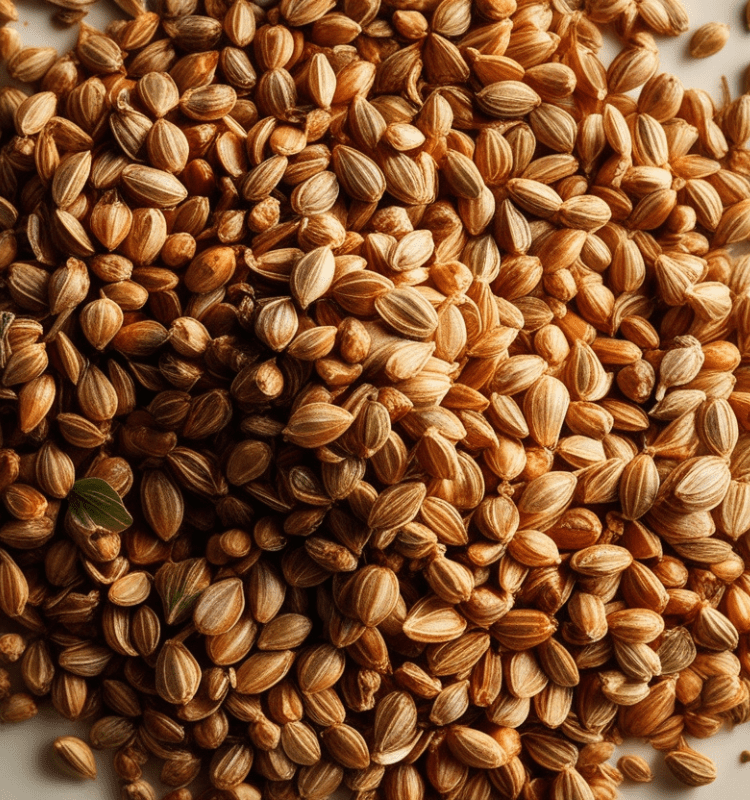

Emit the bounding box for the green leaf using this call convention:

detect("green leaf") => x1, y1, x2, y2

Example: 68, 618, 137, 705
69, 477, 133, 533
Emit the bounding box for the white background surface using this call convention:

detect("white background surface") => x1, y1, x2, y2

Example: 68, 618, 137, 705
1, 0, 750, 798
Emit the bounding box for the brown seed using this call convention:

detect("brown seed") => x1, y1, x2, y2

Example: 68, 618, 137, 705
121, 780, 156, 800
0, 547, 29, 618
689, 23, 730, 59
283, 402, 354, 448
347, 565, 400, 627
52, 736, 97, 780
321, 722, 370, 769
332, 145, 386, 203
180, 84, 237, 121
290, 246, 335, 310
154, 558, 211, 625
141, 469, 184, 541
618, 754, 654, 782
280, 719, 321, 765
664, 746, 717, 786
8, 47, 57, 82
235, 650, 296, 694
192, 578, 245, 635
0, 692, 38, 723
446, 725, 508, 769
155, 640, 201, 705
375, 287, 439, 340
476, 81, 541, 119
89, 716, 136, 750
368, 482, 426, 531
184, 246, 236, 293
206, 612, 258, 666
0, 633, 25, 664
257, 613, 313, 651
296, 644, 345, 693
371, 691, 418, 765
402, 595, 467, 643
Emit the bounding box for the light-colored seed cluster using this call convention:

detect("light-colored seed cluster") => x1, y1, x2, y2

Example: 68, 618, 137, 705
2, 0, 750, 799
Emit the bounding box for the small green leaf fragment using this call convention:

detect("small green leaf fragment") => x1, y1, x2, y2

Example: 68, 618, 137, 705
166, 587, 203, 621
69, 478, 133, 533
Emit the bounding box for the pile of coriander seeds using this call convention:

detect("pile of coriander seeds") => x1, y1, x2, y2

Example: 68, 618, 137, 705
2, 0, 750, 798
